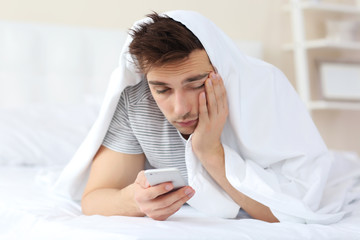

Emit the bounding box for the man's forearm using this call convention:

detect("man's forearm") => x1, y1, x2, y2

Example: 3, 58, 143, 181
216, 174, 279, 222
81, 184, 145, 217
198, 146, 279, 223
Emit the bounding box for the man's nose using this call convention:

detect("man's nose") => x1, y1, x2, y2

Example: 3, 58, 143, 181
174, 91, 191, 116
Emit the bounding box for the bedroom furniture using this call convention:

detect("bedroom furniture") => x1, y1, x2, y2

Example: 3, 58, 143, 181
0, 20, 127, 108
0, 20, 262, 109
284, 0, 360, 110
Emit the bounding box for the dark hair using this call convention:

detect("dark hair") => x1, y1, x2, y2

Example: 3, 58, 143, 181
129, 12, 204, 74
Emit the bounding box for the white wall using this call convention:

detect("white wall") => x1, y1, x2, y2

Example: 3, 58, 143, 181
0, 0, 359, 154
0, 0, 291, 67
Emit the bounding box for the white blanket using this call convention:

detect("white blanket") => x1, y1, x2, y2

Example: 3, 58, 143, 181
2, 166, 360, 240
54, 10, 360, 224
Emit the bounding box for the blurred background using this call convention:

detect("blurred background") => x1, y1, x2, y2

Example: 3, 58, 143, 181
0, 0, 359, 155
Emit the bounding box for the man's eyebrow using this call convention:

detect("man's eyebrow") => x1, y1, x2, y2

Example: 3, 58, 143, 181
147, 80, 167, 86
184, 73, 209, 83
147, 73, 209, 86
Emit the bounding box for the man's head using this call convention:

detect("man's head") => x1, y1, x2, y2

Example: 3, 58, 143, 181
129, 12, 215, 136
129, 12, 205, 74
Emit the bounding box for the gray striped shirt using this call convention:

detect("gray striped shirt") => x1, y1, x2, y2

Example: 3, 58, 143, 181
103, 79, 188, 181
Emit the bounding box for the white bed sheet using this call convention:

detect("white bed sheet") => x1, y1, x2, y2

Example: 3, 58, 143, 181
0, 166, 360, 240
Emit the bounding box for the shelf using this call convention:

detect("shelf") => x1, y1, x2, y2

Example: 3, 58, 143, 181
284, 0, 360, 112
283, 1, 360, 14
283, 39, 360, 51
308, 100, 360, 110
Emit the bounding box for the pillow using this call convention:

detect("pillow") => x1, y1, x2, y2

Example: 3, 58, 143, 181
0, 102, 99, 166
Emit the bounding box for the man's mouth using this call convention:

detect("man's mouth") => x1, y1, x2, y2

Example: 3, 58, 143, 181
175, 119, 198, 127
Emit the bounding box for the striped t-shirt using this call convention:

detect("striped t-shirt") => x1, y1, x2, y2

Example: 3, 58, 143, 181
102, 79, 188, 181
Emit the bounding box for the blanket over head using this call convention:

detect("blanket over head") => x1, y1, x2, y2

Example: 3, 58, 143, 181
54, 10, 360, 224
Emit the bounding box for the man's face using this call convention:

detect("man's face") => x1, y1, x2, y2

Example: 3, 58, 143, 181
147, 50, 214, 136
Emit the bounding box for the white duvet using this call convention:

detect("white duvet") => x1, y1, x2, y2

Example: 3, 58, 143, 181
54, 10, 360, 224
1, 166, 360, 240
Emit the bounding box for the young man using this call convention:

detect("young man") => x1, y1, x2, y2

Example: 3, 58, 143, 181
56, 10, 358, 225
81, 13, 278, 222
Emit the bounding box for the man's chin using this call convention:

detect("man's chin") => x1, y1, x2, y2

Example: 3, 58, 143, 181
175, 127, 195, 136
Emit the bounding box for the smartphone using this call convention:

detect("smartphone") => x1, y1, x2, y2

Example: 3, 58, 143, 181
144, 168, 187, 189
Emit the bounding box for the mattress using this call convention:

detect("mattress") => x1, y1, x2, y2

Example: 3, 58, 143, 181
1, 166, 360, 240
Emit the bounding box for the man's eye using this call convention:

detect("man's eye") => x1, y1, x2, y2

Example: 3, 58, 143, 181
193, 83, 205, 89
156, 88, 169, 94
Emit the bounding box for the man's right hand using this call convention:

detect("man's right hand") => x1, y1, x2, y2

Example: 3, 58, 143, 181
133, 171, 195, 221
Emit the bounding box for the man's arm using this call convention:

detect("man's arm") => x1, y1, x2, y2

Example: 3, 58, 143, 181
81, 145, 146, 216
81, 145, 195, 220
195, 146, 279, 222
192, 72, 279, 223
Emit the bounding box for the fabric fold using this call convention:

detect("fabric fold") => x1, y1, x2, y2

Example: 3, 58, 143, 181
184, 135, 240, 218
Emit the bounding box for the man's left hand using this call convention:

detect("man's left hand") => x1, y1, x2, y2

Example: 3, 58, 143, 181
191, 72, 228, 173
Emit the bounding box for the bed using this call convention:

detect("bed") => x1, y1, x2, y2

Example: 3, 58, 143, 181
1, 20, 360, 240
1, 165, 360, 239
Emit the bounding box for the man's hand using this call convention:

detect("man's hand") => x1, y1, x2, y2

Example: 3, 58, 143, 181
191, 72, 228, 173
133, 171, 195, 221
190, 74, 279, 223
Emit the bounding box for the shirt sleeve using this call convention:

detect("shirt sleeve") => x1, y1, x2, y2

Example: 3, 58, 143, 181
102, 89, 143, 154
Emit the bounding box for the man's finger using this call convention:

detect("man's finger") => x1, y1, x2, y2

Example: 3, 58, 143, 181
214, 74, 227, 111
142, 182, 174, 200
151, 186, 194, 209
198, 91, 208, 123
135, 171, 150, 188
205, 76, 217, 117
146, 187, 195, 221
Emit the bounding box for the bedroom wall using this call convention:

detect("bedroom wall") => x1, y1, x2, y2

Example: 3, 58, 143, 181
0, 0, 359, 155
